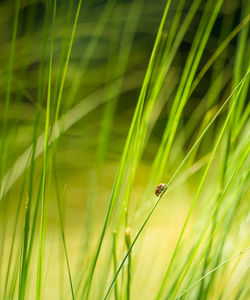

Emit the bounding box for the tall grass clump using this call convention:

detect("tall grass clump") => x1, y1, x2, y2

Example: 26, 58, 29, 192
0, 0, 249, 299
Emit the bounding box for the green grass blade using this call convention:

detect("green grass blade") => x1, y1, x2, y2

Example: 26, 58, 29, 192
176, 247, 250, 299
36, 1, 56, 299
103, 69, 250, 300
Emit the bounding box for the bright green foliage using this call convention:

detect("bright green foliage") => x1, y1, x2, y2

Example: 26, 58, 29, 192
0, 0, 249, 299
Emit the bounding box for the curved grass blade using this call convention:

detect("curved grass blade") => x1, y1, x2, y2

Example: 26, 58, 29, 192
103, 69, 250, 300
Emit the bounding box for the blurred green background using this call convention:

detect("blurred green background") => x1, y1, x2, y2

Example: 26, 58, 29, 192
0, 0, 249, 299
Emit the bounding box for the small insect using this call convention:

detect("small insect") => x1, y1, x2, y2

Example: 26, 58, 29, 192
155, 183, 166, 197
